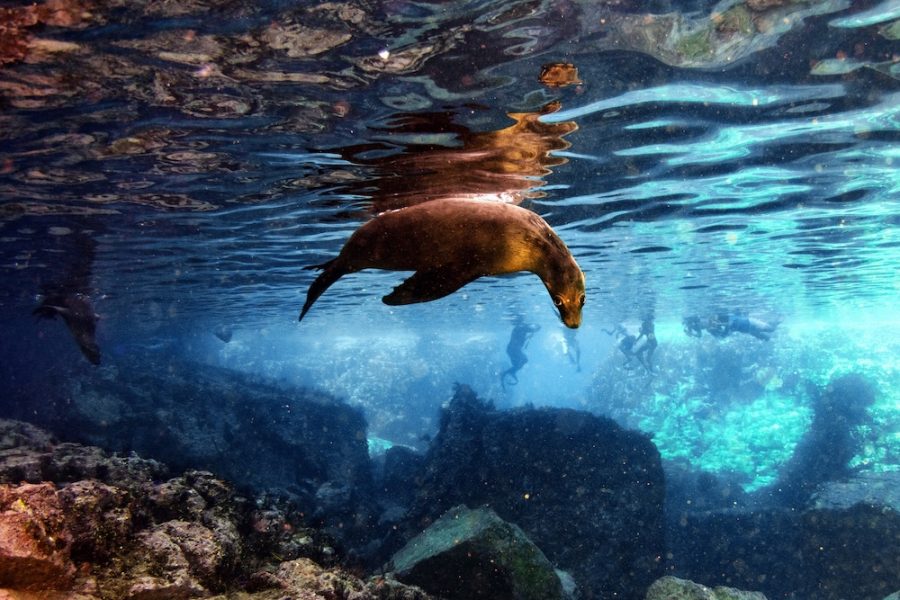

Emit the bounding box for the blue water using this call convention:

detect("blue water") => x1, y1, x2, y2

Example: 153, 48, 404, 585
0, 0, 898, 570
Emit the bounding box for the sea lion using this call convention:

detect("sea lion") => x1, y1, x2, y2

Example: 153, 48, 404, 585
33, 293, 101, 365
299, 199, 585, 328
33, 233, 101, 365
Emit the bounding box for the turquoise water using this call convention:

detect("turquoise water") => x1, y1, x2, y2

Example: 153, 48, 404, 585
0, 0, 898, 508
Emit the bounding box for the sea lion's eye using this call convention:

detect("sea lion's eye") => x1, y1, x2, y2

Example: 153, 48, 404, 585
579, 294, 585, 307
553, 295, 563, 307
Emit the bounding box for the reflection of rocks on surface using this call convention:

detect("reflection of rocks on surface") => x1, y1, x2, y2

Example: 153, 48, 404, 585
386, 505, 568, 600
393, 384, 665, 600
594, 0, 850, 69
0, 419, 432, 600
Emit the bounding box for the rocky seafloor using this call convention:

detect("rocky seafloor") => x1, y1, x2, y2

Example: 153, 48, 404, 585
1, 357, 899, 599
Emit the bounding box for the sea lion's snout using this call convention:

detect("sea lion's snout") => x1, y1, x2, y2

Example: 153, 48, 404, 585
550, 270, 585, 329
554, 291, 585, 329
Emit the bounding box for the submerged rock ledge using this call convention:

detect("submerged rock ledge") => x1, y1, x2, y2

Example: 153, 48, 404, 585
0, 418, 432, 600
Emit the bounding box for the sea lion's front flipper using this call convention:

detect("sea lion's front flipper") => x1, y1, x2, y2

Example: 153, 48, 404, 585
383, 267, 478, 305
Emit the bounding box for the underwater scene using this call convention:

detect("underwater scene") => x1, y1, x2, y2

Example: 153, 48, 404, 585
0, 0, 898, 598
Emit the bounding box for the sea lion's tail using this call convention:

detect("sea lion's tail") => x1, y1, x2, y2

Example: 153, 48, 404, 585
299, 259, 343, 322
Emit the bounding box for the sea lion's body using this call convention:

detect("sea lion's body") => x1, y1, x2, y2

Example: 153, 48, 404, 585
33, 293, 101, 365
299, 199, 585, 327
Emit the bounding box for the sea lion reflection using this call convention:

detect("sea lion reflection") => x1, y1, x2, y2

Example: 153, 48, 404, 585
299, 199, 585, 328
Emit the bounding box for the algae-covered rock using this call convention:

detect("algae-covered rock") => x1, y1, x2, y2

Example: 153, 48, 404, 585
388, 505, 566, 600
594, 0, 851, 69
646, 576, 767, 599
881, 19, 900, 40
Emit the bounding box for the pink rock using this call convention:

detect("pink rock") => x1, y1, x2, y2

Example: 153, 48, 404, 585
0, 482, 76, 591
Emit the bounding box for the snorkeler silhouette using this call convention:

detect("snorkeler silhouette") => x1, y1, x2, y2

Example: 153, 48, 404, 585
33, 234, 101, 365
501, 316, 541, 389
683, 315, 704, 338
563, 327, 582, 372
631, 317, 657, 373
604, 321, 655, 373
604, 324, 638, 370
707, 312, 778, 341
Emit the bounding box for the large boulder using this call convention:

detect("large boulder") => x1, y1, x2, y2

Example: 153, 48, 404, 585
387, 505, 566, 600
400, 385, 665, 599
767, 373, 876, 508
0, 482, 77, 592
645, 576, 767, 599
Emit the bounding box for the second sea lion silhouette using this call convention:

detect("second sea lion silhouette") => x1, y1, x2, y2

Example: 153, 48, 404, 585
33, 233, 101, 365
299, 199, 585, 328
34, 292, 101, 365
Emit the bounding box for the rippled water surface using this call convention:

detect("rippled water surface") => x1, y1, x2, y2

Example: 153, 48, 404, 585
2, 0, 897, 328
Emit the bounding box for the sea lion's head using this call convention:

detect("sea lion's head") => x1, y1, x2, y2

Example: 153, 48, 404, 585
546, 265, 585, 329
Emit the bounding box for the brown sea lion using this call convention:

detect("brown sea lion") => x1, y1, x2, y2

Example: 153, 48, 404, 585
299, 199, 585, 328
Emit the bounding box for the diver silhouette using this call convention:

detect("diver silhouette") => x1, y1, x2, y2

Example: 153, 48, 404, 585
632, 317, 657, 373
605, 320, 655, 373
604, 324, 637, 369
707, 312, 778, 341
563, 327, 582, 372
682, 315, 704, 338
501, 316, 541, 389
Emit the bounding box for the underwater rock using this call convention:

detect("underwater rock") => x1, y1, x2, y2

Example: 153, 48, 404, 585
0, 419, 432, 600
399, 385, 664, 599
668, 473, 900, 600
0, 418, 169, 487
377, 445, 425, 509
2, 358, 377, 550
646, 576, 767, 599
58, 479, 138, 562
768, 372, 875, 508
238, 557, 433, 600
387, 505, 566, 600
0, 482, 77, 592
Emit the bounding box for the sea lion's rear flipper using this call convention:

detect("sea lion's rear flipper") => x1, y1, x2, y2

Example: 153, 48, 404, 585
299, 259, 345, 321
383, 268, 478, 305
